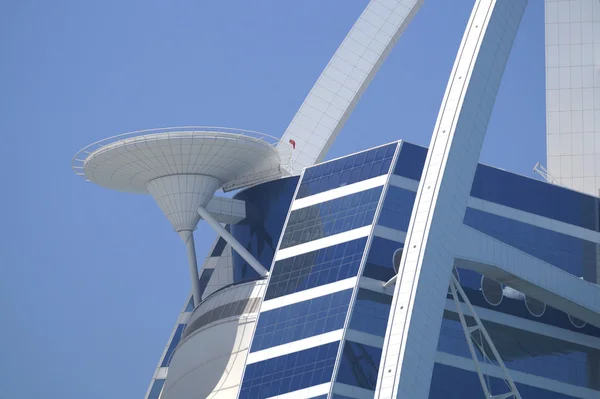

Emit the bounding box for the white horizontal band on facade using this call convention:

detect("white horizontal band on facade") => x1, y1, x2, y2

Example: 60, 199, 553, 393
332, 383, 376, 399
291, 174, 388, 211
389, 171, 600, 244
265, 383, 331, 399
275, 225, 372, 261
373, 225, 406, 242
359, 276, 394, 295
344, 329, 384, 349
435, 352, 599, 399
261, 277, 359, 312
444, 298, 600, 350
246, 329, 344, 365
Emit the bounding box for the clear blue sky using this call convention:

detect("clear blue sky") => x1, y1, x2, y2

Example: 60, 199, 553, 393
0, 1, 545, 398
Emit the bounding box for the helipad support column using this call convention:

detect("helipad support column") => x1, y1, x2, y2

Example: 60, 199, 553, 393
374, 1, 527, 398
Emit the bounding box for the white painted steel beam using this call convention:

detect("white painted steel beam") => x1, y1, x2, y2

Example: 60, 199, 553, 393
278, 0, 423, 175
455, 225, 600, 328
197, 206, 269, 277
375, 1, 528, 398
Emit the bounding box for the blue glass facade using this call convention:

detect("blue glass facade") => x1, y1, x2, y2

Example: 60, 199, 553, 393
147, 379, 165, 399
429, 363, 581, 399
362, 236, 402, 282
233, 141, 600, 399
395, 142, 600, 232
231, 176, 299, 282
280, 186, 382, 249
265, 238, 367, 300
464, 207, 598, 281
296, 143, 397, 199
251, 290, 353, 352
240, 342, 339, 399
349, 289, 392, 337
160, 324, 185, 367
336, 341, 382, 390
438, 312, 600, 390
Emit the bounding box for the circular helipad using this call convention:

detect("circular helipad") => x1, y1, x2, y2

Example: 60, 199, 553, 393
72, 127, 292, 193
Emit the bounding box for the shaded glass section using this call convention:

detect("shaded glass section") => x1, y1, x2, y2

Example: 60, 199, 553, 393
210, 236, 227, 257
429, 363, 580, 399
280, 187, 383, 249
362, 236, 403, 282
454, 268, 600, 338
147, 379, 165, 399
349, 289, 392, 337
297, 143, 397, 199
240, 342, 339, 399
160, 324, 185, 367
438, 311, 600, 390
393, 141, 427, 180
377, 186, 416, 232
252, 290, 353, 352
394, 142, 600, 231
185, 296, 195, 312
197, 268, 214, 300
231, 176, 299, 282
464, 207, 598, 280
336, 341, 381, 390
266, 238, 367, 300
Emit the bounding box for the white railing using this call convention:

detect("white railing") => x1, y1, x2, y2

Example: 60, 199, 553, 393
71, 126, 294, 179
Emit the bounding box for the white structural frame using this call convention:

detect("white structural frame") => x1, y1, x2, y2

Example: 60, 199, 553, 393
278, 0, 423, 174
375, 1, 528, 397
197, 206, 269, 278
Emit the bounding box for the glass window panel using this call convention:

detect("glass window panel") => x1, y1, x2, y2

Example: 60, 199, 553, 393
349, 289, 392, 337
147, 379, 165, 399
362, 236, 403, 282
252, 290, 353, 352
296, 143, 398, 199
438, 311, 600, 390
336, 341, 382, 390
231, 176, 299, 282
240, 342, 339, 399
376, 186, 416, 232
266, 238, 367, 300
281, 187, 382, 249
430, 363, 582, 399
160, 324, 186, 367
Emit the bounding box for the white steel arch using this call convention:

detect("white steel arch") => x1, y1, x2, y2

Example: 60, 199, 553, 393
278, 0, 423, 175
375, 0, 528, 398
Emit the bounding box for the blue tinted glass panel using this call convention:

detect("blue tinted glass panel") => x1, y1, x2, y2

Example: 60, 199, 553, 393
429, 363, 580, 399
266, 238, 367, 300
454, 268, 600, 338
336, 341, 381, 390
148, 379, 165, 399
362, 236, 403, 282
393, 142, 600, 232
160, 324, 186, 367
393, 142, 427, 181
349, 289, 392, 337
471, 164, 600, 232
185, 295, 195, 312
464, 208, 598, 280
231, 176, 299, 282
377, 186, 416, 231
240, 342, 339, 399
211, 236, 227, 257
438, 312, 600, 390
297, 143, 398, 199
198, 268, 214, 299
281, 187, 383, 249
252, 290, 353, 352
332, 396, 355, 399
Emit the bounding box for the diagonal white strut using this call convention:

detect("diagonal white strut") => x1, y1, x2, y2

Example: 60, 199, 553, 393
279, 0, 423, 175
449, 273, 522, 399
